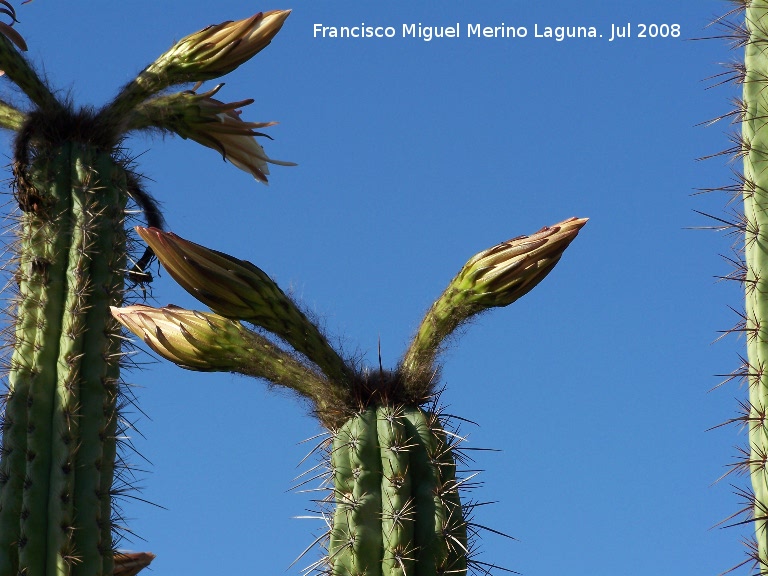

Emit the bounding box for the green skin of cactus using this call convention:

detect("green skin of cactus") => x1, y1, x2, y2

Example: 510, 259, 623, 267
0, 144, 127, 576
329, 405, 468, 576
744, 3, 768, 571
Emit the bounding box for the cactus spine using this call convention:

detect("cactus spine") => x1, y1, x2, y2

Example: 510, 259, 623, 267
113, 219, 587, 575
0, 8, 292, 575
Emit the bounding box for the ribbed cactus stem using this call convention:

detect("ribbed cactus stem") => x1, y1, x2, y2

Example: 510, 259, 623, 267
0, 8, 292, 575
744, 2, 768, 571
0, 143, 127, 576
329, 406, 467, 576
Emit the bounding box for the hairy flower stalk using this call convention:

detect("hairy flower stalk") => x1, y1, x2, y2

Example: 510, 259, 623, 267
113, 218, 586, 574
0, 8, 292, 576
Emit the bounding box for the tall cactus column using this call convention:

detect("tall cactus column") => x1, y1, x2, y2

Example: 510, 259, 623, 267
0, 139, 129, 576
743, 2, 768, 571
0, 8, 293, 575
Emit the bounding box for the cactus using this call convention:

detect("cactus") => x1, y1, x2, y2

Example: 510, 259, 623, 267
0, 7, 292, 575
112, 218, 587, 575
707, 0, 768, 572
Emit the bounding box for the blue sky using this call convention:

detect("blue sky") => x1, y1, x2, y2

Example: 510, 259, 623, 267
0, 1, 748, 574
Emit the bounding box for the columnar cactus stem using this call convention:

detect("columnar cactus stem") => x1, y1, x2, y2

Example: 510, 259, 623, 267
744, 2, 768, 571
0, 143, 128, 576
0, 7, 292, 575
329, 405, 468, 576
707, 1, 768, 571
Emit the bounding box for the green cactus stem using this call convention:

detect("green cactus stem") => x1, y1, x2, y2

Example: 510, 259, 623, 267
0, 8, 292, 575
743, 4, 768, 571
705, 0, 768, 571
327, 405, 468, 576
0, 141, 128, 576
113, 218, 586, 573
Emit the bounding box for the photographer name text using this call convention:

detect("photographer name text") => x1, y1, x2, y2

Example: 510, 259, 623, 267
312, 22, 681, 42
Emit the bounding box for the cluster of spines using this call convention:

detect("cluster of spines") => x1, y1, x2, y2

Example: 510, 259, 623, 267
293, 399, 513, 576
0, 137, 152, 574
701, 1, 768, 573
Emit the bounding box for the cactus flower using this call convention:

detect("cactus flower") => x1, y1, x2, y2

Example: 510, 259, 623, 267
128, 83, 294, 182
196, 102, 285, 182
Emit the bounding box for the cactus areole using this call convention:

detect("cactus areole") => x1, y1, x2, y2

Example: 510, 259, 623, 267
0, 8, 292, 576
112, 219, 587, 574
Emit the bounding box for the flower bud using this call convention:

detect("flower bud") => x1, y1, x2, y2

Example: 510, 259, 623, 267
153, 10, 291, 83
111, 304, 253, 372
457, 216, 588, 308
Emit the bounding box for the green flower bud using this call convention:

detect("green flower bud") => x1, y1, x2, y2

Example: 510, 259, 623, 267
150, 10, 291, 84
111, 304, 254, 372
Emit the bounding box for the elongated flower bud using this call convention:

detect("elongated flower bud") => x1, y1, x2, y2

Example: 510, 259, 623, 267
149, 10, 290, 87
111, 304, 255, 372
458, 216, 588, 308
134, 227, 351, 383
401, 217, 587, 387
